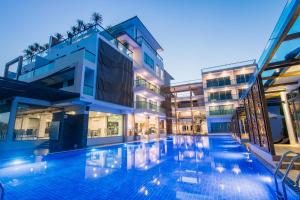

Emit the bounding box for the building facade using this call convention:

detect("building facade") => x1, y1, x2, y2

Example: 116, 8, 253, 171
0, 16, 172, 154
201, 60, 257, 133
170, 82, 207, 135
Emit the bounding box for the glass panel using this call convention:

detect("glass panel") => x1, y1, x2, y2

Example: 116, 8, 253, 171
13, 104, 56, 141
0, 103, 11, 140
83, 67, 95, 96
88, 111, 123, 138
288, 14, 300, 35
34, 62, 55, 77
270, 38, 300, 63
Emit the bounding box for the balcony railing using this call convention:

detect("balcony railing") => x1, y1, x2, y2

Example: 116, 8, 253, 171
19, 62, 55, 81
201, 59, 256, 74
20, 23, 133, 78
135, 101, 165, 113
209, 109, 235, 116
206, 95, 239, 102
204, 77, 253, 88
135, 79, 161, 95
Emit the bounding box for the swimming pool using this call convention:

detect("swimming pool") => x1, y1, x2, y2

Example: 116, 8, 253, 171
0, 135, 298, 200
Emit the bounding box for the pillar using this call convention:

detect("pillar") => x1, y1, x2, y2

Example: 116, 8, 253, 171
280, 92, 297, 144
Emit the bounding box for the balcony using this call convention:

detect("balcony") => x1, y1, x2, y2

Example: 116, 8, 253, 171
135, 101, 165, 114
19, 24, 133, 81
206, 94, 239, 103
209, 109, 235, 116
135, 79, 161, 94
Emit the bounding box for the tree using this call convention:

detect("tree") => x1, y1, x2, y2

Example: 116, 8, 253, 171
23, 49, 33, 60
43, 43, 49, 50
33, 43, 40, 52
71, 26, 78, 35
106, 25, 113, 34
54, 33, 64, 41
76, 19, 85, 31
91, 12, 103, 25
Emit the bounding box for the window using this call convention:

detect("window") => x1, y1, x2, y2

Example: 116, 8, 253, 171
209, 91, 232, 102
83, 67, 95, 96
88, 112, 123, 138
13, 104, 60, 141
144, 53, 154, 69
209, 105, 234, 115
236, 73, 253, 84
206, 77, 231, 87
211, 122, 231, 133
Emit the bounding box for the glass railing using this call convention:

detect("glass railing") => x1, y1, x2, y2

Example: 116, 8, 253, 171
19, 62, 55, 81
135, 101, 148, 109
135, 101, 165, 113
207, 95, 239, 102
209, 109, 235, 116
22, 23, 133, 68
201, 59, 256, 74
135, 79, 161, 95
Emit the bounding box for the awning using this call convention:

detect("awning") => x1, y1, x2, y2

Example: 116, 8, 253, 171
0, 77, 79, 102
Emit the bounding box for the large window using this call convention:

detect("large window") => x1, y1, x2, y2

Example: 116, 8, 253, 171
208, 91, 232, 102
0, 103, 11, 140
88, 112, 123, 138
211, 122, 231, 133
83, 67, 95, 96
209, 105, 234, 115
206, 77, 231, 87
13, 104, 58, 141
144, 53, 154, 69
236, 73, 253, 84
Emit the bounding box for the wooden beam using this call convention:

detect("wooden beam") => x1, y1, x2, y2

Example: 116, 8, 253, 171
264, 81, 299, 88
264, 59, 300, 71
262, 70, 300, 80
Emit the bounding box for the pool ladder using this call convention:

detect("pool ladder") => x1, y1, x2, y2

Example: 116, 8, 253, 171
274, 151, 300, 200
0, 181, 4, 200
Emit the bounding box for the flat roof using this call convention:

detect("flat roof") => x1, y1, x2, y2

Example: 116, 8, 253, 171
0, 77, 79, 102
201, 59, 257, 74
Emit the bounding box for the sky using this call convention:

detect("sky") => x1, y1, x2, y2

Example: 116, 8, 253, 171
0, 0, 287, 83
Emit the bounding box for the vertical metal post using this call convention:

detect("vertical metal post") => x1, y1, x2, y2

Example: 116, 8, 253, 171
190, 86, 194, 135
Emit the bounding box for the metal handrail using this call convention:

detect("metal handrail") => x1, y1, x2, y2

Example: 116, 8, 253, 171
274, 151, 297, 199
0, 181, 4, 200
296, 172, 300, 187
281, 154, 300, 199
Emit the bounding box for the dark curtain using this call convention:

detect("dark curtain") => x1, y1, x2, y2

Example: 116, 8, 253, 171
96, 39, 133, 107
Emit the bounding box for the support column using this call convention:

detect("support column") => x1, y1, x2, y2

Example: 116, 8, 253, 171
7, 98, 18, 141
281, 92, 297, 144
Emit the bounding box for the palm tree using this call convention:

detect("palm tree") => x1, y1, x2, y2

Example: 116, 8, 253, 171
85, 23, 93, 29
67, 31, 74, 44
23, 49, 32, 59
91, 12, 103, 25
43, 43, 49, 50
33, 43, 40, 52
76, 19, 85, 31
54, 33, 64, 41
106, 25, 113, 34
71, 26, 78, 35
28, 44, 36, 54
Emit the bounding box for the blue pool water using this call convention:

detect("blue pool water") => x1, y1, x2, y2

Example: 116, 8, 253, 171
0, 135, 298, 200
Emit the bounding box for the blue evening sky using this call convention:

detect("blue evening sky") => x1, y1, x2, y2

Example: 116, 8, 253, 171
0, 0, 287, 83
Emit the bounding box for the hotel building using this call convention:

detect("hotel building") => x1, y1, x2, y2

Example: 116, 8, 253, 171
201, 60, 257, 133
0, 16, 172, 153
170, 81, 207, 134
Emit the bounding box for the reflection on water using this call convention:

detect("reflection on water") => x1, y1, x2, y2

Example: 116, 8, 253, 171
1, 135, 297, 200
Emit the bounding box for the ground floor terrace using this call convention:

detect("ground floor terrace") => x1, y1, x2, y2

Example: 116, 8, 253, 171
0, 135, 299, 200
